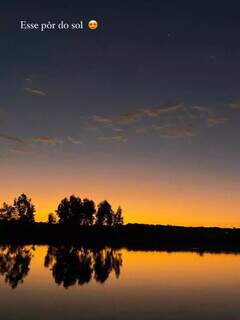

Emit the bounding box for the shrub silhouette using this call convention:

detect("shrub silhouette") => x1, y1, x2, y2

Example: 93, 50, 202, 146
48, 213, 57, 224
0, 203, 16, 221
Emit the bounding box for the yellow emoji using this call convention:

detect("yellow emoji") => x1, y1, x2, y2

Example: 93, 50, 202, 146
88, 20, 98, 30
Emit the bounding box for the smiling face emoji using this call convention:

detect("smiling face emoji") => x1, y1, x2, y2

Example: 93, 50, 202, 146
88, 20, 98, 30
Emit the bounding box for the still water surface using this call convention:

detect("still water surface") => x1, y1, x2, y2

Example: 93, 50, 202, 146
0, 245, 240, 320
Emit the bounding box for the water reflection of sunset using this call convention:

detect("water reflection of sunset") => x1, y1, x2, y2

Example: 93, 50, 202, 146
1, 246, 240, 319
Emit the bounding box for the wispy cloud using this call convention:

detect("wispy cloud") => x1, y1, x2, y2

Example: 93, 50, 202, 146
0, 99, 234, 153
93, 115, 112, 124
25, 87, 46, 96
92, 102, 221, 141
0, 134, 25, 144
229, 101, 240, 110
153, 124, 195, 138
33, 135, 83, 146
191, 105, 210, 114
32, 136, 62, 145
98, 134, 126, 143
93, 103, 181, 128
9, 145, 32, 154
116, 112, 142, 124
0, 132, 86, 157
191, 105, 209, 112
207, 116, 228, 127
0, 134, 32, 154
93, 111, 142, 126
67, 136, 83, 145
142, 103, 182, 117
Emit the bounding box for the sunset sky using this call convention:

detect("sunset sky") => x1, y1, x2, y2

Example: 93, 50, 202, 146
1, 1, 240, 226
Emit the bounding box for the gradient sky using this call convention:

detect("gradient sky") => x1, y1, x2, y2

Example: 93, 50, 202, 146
1, 1, 240, 226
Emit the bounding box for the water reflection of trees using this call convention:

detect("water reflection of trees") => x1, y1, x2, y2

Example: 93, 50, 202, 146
0, 245, 34, 289
0, 245, 122, 289
44, 246, 123, 288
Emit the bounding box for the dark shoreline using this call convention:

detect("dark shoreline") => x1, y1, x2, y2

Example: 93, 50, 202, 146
1, 221, 240, 253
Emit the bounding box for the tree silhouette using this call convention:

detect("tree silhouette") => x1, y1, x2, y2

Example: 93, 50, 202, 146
56, 196, 99, 226
56, 196, 79, 224
56, 195, 83, 225
0, 245, 34, 289
69, 195, 82, 224
96, 201, 114, 226
82, 199, 96, 225
114, 206, 124, 226
0, 194, 35, 223
13, 194, 35, 223
56, 197, 71, 224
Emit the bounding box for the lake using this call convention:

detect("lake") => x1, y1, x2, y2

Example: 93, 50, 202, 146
0, 245, 239, 320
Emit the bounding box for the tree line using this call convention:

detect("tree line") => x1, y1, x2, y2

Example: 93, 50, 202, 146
0, 194, 124, 226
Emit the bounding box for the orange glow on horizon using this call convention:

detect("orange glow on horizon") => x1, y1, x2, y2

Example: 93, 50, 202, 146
0, 186, 239, 228
1, 159, 239, 227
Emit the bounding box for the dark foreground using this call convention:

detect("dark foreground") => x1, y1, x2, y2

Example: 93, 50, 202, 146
1, 222, 240, 253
